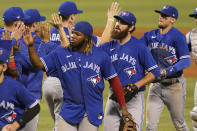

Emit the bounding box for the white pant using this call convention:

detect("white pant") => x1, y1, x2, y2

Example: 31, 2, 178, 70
57, 114, 98, 131
43, 77, 63, 131
146, 76, 189, 131
104, 90, 145, 131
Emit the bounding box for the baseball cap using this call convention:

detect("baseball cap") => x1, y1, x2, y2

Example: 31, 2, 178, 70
114, 11, 136, 25
0, 40, 12, 64
58, 1, 83, 15
72, 21, 93, 37
2, 7, 30, 22
24, 9, 46, 24
189, 7, 197, 17
155, 5, 178, 19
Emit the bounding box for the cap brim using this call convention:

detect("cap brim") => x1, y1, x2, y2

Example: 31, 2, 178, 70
40, 16, 46, 21
114, 15, 131, 25
76, 10, 83, 14
189, 14, 197, 17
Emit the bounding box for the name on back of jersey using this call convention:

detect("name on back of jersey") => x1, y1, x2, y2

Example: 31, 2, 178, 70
50, 33, 70, 42
50, 33, 60, 41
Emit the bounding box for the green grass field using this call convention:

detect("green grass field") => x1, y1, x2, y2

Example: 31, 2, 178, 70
38, 78, 196, 131
0, 0, 196, 29
0, 0, 196, 130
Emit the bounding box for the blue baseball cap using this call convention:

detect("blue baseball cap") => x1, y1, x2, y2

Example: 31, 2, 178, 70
0, 40, 12, 64
2, 7, 30, 22
189, 7, 197, 17
114, 11, 136, 25
24, 9, 46, 24
58, 1, 83, 15
155, 5, 178, 19
72, 21, 93, 37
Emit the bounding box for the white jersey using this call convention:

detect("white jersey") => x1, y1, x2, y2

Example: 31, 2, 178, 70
186, 28, 197, 64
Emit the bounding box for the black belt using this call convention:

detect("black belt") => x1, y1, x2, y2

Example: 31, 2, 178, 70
160, 77, 179, 86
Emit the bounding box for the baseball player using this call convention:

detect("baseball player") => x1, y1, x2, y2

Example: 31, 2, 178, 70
140, 5, 190, 131
12, 8, 46, 131
98, 11, 160, 131
42, 2, 83, 130
186, 7, 197, 131
1, 7, 27, 80
0, 38, 40, 131
23, 20, 134, 131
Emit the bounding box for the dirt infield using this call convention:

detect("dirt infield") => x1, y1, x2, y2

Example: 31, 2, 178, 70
94, 28, 197, 78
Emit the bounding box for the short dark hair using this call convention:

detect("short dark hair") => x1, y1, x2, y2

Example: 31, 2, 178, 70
59, 14, 70, 22
25, 23, 33, 27
128, 24, 136, 33
4, 21, 15, 27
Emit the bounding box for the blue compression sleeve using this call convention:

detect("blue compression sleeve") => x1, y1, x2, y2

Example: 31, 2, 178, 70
166, 58, 191, 76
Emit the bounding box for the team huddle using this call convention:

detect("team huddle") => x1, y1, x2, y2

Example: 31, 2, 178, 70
0, 1, 196, 131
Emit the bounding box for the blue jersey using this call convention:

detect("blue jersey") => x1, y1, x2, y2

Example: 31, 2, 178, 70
47, 27, 99, 77
101, 36, 159, 91
40, 45, 117, 126
0, 76, 36, 130
14, 32, 47, 99
0, 29, 17, 46
140, 27, 190, 78
50, 27, 70, 46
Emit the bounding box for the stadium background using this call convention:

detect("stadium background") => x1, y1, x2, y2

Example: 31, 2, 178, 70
0, 0, 196, 130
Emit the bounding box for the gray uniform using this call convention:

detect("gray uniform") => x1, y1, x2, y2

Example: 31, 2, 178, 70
186, 28, 197, 131
43, 77, 63, 131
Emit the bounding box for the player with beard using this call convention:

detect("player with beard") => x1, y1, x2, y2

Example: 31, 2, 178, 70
99, 11, 161, 131
140, 5, 190, 131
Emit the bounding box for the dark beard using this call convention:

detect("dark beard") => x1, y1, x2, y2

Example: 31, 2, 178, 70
70, 40, 85, 51
111, 28, 129, 40
158, 24, 166, 29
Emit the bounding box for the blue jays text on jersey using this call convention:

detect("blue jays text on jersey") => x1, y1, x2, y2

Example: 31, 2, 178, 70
0, 76, 36, 130
100, 36, 160, 92
40, 45, 117, 126
140, 27, 190, 78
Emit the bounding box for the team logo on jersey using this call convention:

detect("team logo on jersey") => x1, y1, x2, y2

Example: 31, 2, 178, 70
1, 111, 17, 122
87, 74, 100, 86
124, 67, 136, 78
165, 56, 177, 65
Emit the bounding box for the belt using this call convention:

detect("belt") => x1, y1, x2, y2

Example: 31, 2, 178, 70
160, 77, 179, 86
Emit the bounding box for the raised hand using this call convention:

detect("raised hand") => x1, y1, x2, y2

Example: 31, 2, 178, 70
11, 23, 25, 41
50, 13, 63, 29
2, 31, 12, 40
23, 27, 36, 47
108, 2, 121, 20
13, 41, 21, 52
40, 22, 50, 43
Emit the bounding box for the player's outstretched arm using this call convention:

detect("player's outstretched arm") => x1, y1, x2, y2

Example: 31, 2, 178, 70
51, 13, 70, 48
23, 27, 44, 70
97, 2, 121, 46
135, 72, 155, 88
